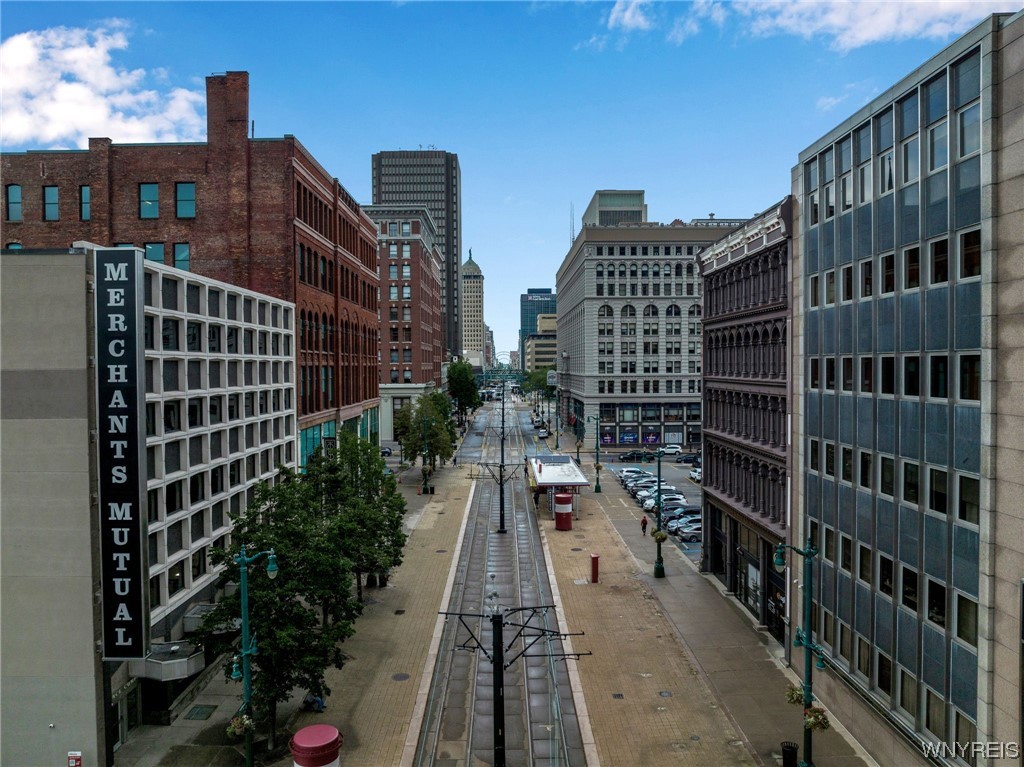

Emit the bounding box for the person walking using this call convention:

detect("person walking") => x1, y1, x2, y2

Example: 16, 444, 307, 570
452, 455, 457, 467
641, 515, 649, 536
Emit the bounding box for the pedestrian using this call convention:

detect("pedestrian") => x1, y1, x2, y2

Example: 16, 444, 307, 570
641, 515, 648, 536
452, 455, 458, 467
533, 489, 540, 509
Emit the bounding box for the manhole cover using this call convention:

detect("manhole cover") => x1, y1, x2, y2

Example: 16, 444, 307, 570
185, 705, 216, 720
395, 609, 406, 615
392, 673, 410, 681
659, 691, 673, 697
436, 549, 447, 553
612, 693, 624, 699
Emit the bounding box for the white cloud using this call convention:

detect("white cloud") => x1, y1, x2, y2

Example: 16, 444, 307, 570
667, 0, 729, 46
608, 0, 653, 32
735, 0, 1021, 52
816, 94, 847, 111
0, 20, 206, 149
574, 33, 609, 52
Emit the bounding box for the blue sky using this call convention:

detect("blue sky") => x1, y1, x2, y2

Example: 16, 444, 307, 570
3, 1, 1019, 355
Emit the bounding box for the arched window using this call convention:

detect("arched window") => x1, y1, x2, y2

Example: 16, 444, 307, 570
621, 305, 636, 318
666, 304, 681, 317
686, 263, 694, 276
629, 264, 638, 278
320, 257, 327, 289
618, 263, 626, 278
298, 244, 305, 281
598, 304, 613, 318
641, 263, 649, 278
299, 310, 306, 350
596, 263, 604, 278
652, 264, 660, 278
675, 263, 683, 277
643, 304, 659, 318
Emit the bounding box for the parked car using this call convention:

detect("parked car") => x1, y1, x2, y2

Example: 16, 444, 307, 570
538, 429, 550, 438
666, 516, 701, 532
657, 444, 683, 455
617, 469, 651, 483
635, 486, 677, 503
689, 468, 703, 483
675, 453, 700, 464
675, 524, 703, 542
642, 494, 687, 511
380, 446, 393, 457
619, 450, 655, 463
628, 479, 666, 495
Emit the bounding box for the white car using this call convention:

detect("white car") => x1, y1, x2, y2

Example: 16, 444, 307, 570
538, 429, 550, 438
675, 524, 703, 542
635, 486, 677, 502
643, 494, 687, 510
689, 468, 703, 483
658, 444, 683, 455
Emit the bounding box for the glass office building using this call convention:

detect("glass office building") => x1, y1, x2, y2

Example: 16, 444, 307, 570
791, 12, 1023, 764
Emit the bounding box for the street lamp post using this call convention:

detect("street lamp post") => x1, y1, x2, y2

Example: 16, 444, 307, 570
774, 539, 827, 767
554, 389, 560, 451
654, 451, 665, 578
586, 414, 601, 493
231, 547, 279, 767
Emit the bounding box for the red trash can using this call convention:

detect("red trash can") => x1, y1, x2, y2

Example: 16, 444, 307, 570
290, 724, 342, 767
554, 493, 573, 531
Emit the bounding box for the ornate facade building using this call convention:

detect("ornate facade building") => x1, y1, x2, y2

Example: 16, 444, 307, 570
699, 197, 793, 644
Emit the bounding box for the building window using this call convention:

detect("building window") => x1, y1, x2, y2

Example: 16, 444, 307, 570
174, 243, 190, 271
929, 120, 948, 171
901, 566, 918, 611
5, 184, 22, 221
956, 594, 977, 646
958, 103, 980, 158
930, 354, 949, 398
841, 265, 853, 301
930, 239, 949, 283
903, 247, 920, 289
881, 456, 895, 496
928, 468, 948, 514
842, 357, 854, 391
860, 451, 873, 489
860, 357, 873, 393
145, 243, 165, 263
881, 356, 895, 394
861, 260, 873, 297
903, 462, 920, 505
176, 182, 196, 218
899, 669, 917, 718
959, 354, 981, 401
858, 545, 872, 583
927, 580, 947, 627
841, 447, 853, 482
881, 253, 895, 293
904, 356, 920, 396
877, 652, 893, 697
925, 688, 947, 739
809, 439, 819, 472
960, 229, 981, 278
879, 554, 894, 597
958, 475, 979, 524
824, 270, 835, 304
79, 185, 91, 220
139, 183, 159, 218
43, 185, 59, 220
809, 275, 820, 308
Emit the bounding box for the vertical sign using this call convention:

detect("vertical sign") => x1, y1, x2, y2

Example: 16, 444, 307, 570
95, 249, 148, 659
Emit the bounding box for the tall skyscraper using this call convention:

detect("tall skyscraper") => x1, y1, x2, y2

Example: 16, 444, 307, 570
519, 288, 558, 370
460, 251, 485, 368
372, 150, 462, 357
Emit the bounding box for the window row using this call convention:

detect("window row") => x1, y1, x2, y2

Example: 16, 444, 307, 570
808, 446, 979, 524
145, 316, 292, 357
146, 424, 293, 481
598, 360, 697, 375
593, 245, 698, 257
146, 391, 293, 437
807, 353, 980, 401
596, 261, 695, 278
144, 358, 293, 394
808, 229, 980, 307
596, 282, 696, 297
143, 273, 293, 330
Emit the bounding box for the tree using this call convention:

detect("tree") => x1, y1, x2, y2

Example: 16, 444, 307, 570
198, 436, 406, 749
447, 359, 481, 422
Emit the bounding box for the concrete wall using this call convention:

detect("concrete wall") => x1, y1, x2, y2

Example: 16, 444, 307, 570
1, 253, 104, 765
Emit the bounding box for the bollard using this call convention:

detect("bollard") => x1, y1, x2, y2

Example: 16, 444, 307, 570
591, 553, 600, 583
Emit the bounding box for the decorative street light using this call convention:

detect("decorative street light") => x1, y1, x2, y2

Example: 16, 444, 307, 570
586, 414, 601, 493
653, 450, 665, 578
773, 539, 827, 767
554, 389, 561, 451
231, 547, 279, 767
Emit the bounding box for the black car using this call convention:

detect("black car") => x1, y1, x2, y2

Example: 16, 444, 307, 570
675, 453, 701, 464
380, 447, 393, 457
619, 450, 655, 463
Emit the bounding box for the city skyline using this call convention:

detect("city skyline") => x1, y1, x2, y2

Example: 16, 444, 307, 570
2, 0, 1018, 354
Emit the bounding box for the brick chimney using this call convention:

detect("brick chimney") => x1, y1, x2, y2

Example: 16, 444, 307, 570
206, 71, 249, 148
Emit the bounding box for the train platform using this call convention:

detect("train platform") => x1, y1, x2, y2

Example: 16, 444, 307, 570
115, 435, 875, 767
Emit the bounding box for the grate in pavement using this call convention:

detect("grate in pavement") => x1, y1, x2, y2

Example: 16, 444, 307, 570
573, 579, 589, 585
659, 691, 673, 698
571, 547, 583, 551
392, 673, 410, 681
395, 609, 406, 615
436, 549, 448, 553
185, 705, 216, 720
612, 693, 624, 699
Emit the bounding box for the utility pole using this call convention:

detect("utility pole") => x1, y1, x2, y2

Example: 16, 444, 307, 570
442, 578, 590, 767
482, 391, 516, 533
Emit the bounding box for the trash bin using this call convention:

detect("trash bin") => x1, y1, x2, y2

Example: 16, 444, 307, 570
554, 493, 573, 531
780, 741, 798, 767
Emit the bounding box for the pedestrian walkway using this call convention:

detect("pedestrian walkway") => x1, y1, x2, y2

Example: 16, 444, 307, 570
116, 445, 876, 767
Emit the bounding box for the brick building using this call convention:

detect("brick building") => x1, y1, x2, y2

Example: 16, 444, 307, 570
363, 204, 444, 441
1, 71, 380, 465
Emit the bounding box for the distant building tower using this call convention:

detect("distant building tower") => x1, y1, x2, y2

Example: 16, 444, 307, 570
363, 204, 444, 442
484, 323, 495, 368
519, 288, 557, 370
460, 250, 485, 368
581, 190, 648, 227
524, 314, 558, 372
372, 150, 462, 358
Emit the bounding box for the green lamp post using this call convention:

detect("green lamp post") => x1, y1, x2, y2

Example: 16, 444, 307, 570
653, 450, 665, 578
554, 389, 560, 450
586, 414, 601, 493
421, 416, 434, 493
774, 539, 827, 767
230, 547, 279, 767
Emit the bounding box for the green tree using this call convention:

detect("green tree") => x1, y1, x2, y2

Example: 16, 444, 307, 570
447, 359, 481, 421
199, 473, 356, 752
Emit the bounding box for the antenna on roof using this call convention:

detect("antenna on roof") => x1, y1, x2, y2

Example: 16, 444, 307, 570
251, 120, 254, 138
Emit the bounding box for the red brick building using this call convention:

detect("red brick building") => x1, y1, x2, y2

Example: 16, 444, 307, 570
363, 204, 444, 441
1, 72, 380, 462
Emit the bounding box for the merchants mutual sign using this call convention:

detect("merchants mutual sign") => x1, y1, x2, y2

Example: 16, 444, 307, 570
95, 249, 148, 660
